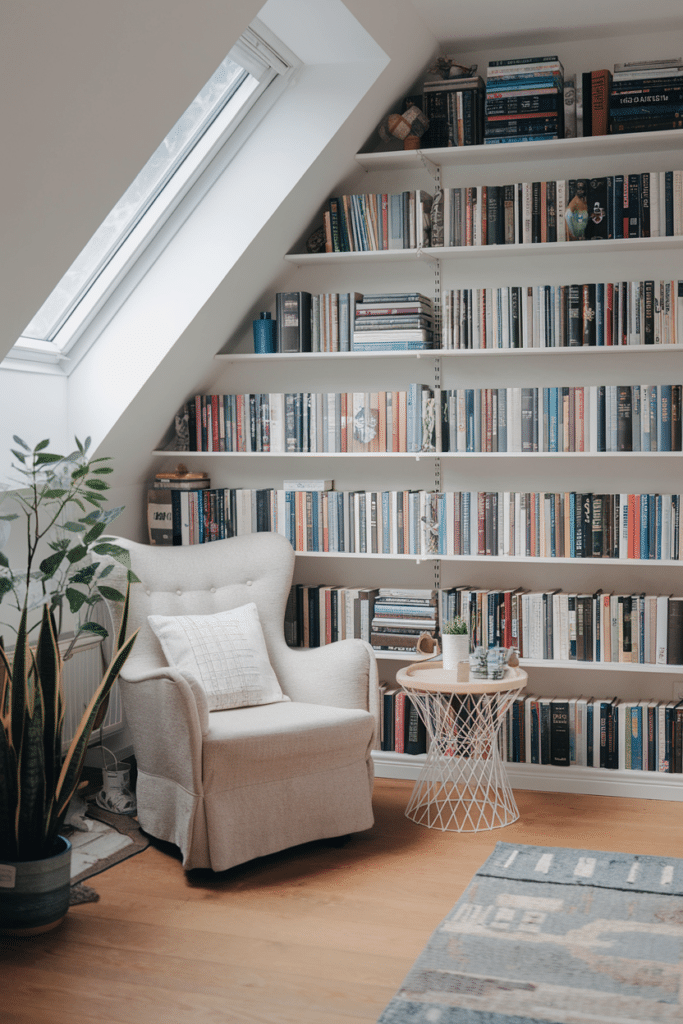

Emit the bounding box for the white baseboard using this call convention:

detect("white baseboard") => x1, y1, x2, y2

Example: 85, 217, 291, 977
372, 750, 683, 801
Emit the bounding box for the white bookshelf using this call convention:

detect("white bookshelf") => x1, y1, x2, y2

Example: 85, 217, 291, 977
155, 43, 683, 800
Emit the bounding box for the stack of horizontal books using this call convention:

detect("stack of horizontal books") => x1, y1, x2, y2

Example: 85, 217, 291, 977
609, 56, 683, 135
370, 588, 438, 653
484, 55, 564, 144
351, 292, 434, 352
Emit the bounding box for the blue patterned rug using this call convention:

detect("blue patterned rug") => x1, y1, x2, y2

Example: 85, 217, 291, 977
377, 841, 683, 1023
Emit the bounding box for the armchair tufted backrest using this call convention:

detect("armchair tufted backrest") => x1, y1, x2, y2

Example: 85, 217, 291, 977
101, 533, 295, 673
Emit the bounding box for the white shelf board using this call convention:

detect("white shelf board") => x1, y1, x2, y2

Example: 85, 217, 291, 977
215, 346, 683, 363
284, 236, 682, 267
520, 659, 683, 674
293, 552, 679, 566
154, 450, 683, 459
355, 129, 683, 173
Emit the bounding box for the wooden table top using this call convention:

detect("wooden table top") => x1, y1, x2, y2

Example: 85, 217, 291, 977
396, 661, 528, 696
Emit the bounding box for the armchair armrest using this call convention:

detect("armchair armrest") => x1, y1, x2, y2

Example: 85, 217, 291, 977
271, 639, 380, 744
118, 661, 208, 796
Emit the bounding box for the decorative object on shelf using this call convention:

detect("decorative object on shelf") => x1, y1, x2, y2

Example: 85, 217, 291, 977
469, 646, 513, 680
426, 56, 478, 81
252, 311, 276, 354
378, 104, 429, 150
416, 631, 440, 657
306, 225, 326, 253
0, 436, 138, 936
441, 615, 469, 670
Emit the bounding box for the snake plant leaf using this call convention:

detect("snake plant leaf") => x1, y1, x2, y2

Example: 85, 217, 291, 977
0, 721, 17, 860
10, 606, 30, 758
35, 606, 63, 809
16, 663, 46, 861
52, 604, 138, 833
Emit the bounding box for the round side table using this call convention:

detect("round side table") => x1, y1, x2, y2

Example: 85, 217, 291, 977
396, 662, 527, 832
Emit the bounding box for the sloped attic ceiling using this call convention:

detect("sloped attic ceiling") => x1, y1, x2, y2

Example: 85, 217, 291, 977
0, 0, 440, 507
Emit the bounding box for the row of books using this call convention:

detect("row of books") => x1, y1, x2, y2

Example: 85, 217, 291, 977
440, 586, 683, 665
439, 384, 683, 453
435, 491, 682, 562
608, 57, 683, 136
441, 280, 683, 349
430, 171, 683, 248
151, 486, 683, 562
286, 578, 683, 665
484, 55, 564, 144
501, 694, 683, 772
323, 190, 432, 253
376, 689, 683, 772
284, 584, 438, 654
181, 385, 436, 453
180, 383, 683, 455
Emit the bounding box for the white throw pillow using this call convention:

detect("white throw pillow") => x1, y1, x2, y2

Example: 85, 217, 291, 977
148, 602, 287, 711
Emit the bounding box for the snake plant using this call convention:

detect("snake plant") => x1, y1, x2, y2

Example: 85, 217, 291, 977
0, 436, 138, 862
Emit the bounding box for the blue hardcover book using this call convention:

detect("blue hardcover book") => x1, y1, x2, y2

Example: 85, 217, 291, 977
569, 492, 576, 555
542, 388, 549, 449
631, 705, 643, 770
437, 492, 447, 554
660, 383, 672, 451
586, 702, 594, 766
596, 283, 605, 344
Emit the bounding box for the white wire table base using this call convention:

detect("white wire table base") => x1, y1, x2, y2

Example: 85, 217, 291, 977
403, 685, 525, 832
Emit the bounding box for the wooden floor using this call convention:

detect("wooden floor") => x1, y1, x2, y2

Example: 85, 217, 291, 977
2, 779, 682, 1024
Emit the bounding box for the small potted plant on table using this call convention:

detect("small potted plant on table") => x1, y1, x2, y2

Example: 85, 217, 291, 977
441, 615, 470, 671
0, 436, 138, 936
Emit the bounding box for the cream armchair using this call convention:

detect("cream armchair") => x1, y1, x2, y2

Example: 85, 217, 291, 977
100, 532, 379, 872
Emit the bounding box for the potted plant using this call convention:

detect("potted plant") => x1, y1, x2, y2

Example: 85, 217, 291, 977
441, 615, 470, 670
0, 436, 138, 936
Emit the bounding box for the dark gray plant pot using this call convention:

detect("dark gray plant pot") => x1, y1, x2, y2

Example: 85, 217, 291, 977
0, 836, 72, 936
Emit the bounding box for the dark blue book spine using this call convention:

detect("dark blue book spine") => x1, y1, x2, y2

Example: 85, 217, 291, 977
596, 283, 605, 344
665, 171, 675, 235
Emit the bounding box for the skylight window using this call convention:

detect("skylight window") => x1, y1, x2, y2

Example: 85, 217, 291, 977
15, 25, 291, 360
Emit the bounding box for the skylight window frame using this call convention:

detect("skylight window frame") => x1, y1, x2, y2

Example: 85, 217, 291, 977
11, 22, 295, 368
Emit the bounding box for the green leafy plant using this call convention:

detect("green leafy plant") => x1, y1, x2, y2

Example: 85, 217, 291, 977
0, 436, 139, 862
442, 615, 468, 635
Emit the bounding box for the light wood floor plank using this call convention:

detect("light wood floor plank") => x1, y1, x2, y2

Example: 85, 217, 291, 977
1, 781, 682, 1024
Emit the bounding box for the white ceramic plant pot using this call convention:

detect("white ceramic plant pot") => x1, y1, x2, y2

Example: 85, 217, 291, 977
442, 633, 469, 671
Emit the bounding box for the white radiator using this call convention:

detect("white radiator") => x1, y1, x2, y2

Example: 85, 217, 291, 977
59, 633, 123, 751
